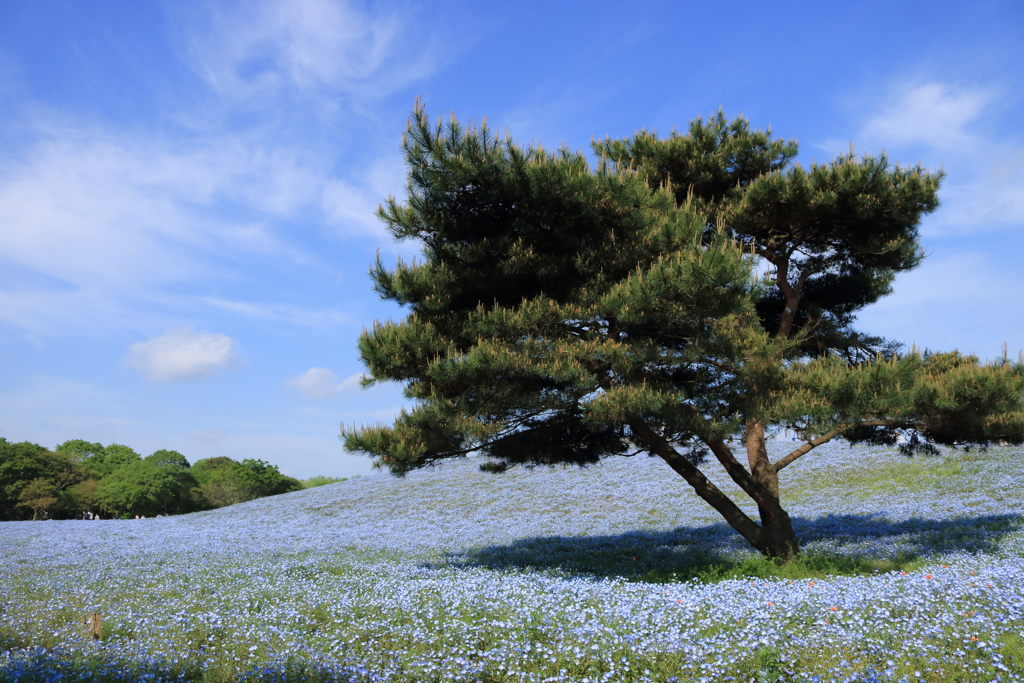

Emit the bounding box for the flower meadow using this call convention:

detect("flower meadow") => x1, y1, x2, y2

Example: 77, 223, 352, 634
2, 443, 1024, 683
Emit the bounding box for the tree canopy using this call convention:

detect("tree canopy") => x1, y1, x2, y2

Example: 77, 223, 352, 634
342, 104, 1024, 562
1, 439, 305, 520
95, 457, 199, 518
594, 112, 941, 360
190, 456, 302, 508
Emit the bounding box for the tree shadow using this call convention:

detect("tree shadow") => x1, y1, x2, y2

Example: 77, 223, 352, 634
435, 512, 1023, 581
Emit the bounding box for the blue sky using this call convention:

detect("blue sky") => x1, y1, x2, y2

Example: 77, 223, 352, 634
1, 0, 1022, 478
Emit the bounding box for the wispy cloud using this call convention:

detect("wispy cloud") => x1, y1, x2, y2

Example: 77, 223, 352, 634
286, 367, 363, 399
0, 123, 330, 334
320, 155, 407, 239
822, 82, 1024, 235
860, 83, 989, 150
201, 297, 352, 326
0, 0, 454, 340
124, 327, 241, 381
170, 0, 449, 104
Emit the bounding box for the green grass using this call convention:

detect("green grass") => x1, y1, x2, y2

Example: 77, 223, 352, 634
640, 549, 929, 583
781, 449, 992, 505
299, 475, 349, 489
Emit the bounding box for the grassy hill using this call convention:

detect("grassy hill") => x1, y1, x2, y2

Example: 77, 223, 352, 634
2, 442, 1023, 682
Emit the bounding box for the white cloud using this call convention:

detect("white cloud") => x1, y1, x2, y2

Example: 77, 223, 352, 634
860, 83, 988, 150
0, 123, 328, 334
820, 81, 1024, 234
286, 367, 363, 399
0, 116, 405, 337
171, 0, 447, 103
321, 179, 386, 236
320, 155, 413, 243
932, 159, 1024, 230
0, 287, 124, 340
124, 327, 240, 381
0, 0, 458, 341
201, 297, 352, 326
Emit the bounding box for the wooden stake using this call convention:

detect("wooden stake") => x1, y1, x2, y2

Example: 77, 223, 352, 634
82, 613, 102, 640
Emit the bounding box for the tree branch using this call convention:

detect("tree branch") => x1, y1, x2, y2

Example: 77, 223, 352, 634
793, 267, 813, 298
705, 437, 779, 508
773, 426, 848, 471
775, 260, 818, 339
628, 418, 764, 549
773, 419, 916, 471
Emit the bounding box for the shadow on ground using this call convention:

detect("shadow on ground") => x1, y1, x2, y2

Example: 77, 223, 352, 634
435, 513, 1023, 581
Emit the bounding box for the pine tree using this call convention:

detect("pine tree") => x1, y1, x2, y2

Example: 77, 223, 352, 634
343, 103, 1024, 562
594, 111, 941, 361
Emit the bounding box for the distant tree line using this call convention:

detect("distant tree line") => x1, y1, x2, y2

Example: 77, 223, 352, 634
0, 438, 345, 521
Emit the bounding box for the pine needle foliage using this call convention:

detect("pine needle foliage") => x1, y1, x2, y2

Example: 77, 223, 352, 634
343, 103, 1024, 562
595, 112, 942, 361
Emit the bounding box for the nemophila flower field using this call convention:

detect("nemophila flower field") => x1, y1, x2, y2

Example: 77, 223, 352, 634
2, 443, 1024, 683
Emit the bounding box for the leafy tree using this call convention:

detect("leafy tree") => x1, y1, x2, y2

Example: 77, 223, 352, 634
190, 457, 301, 507
55, 439, 106, 475
0, 439, 51, 521
101, 443, 142, 475
96, 457, 199, 518
17, 478, 58, 520
234, 459, 302, 500
57, 440, 141, 478
191, 456, 245, 508
63, 478, 100, 516
146, 449, 190, 468
342, 105, 1024, 562
191, 456, 236, 479
95, 461, 152, 517
143, 451, 200, 515
39, 449, 87, 495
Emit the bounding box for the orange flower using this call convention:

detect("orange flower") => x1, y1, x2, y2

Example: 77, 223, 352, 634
829, 606, 838, 611
925, 575, 932, 579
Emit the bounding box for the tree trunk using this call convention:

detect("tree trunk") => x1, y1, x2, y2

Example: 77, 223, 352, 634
745, 421, 800, 563
760, 507, 800, 562
627, 419, 766, 552
630, 418, 803, 563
